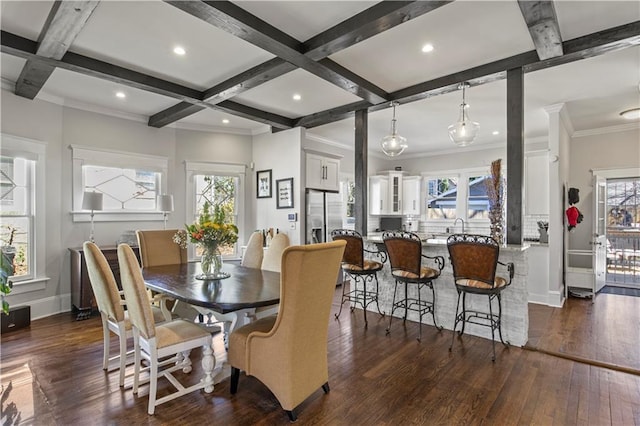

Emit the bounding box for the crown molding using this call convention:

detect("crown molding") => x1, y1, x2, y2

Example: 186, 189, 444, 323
573, 122, 640, 138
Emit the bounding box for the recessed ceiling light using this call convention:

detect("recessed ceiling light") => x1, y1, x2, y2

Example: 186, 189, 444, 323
115, 91, 126, 99
222, 119, 230, 124
492, 130, 500, 135
620, 108, 640, 120
421, 43, 434, 53
292, 94, 302, 101
173, 46, 186, 55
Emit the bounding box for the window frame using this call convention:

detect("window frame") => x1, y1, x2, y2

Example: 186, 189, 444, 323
0, 134, 48, 290
421, 167, 494, 224
185, 161, 246, 260
71, 145, 168, 222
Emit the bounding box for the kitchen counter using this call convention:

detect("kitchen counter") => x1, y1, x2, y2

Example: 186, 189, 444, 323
361, 236, 529, 347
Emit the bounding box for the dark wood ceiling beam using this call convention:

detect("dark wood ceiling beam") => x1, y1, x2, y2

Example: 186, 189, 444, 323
517, 0, 563, 60
15, 0, 99, 99
1, 30, 293, 129
151, 0, 449, 127
216, 100, 294, 129
303, 1, 453, 60
165, 0, 388, 105
298, 20, 640, 129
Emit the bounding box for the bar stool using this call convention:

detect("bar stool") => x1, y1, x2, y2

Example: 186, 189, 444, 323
331, 229, 386, 327
383, 231, 444, 341
447, 234, 514, 361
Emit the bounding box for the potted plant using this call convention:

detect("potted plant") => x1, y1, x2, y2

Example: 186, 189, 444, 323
1, 226, 16, 314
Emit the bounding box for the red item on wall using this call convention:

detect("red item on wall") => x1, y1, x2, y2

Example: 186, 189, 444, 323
566, 205, 582, 230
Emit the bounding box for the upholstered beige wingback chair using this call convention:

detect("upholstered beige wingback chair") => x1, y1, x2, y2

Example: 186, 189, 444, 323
118, 244, 215, 415
261, 232, 290, 272
83, 241, 168, 387
136, 229, 187, 267
241, 231, 264, 268
228, 240, 346, 422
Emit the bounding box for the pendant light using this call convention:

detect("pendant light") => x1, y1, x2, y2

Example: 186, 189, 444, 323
380, 101, 408, 157
448, 83, 479, 147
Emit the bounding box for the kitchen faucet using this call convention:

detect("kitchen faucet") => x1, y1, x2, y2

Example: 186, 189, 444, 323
452, 218, 465, 234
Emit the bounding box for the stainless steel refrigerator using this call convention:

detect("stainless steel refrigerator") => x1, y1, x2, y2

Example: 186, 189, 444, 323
305, 189, 343, 244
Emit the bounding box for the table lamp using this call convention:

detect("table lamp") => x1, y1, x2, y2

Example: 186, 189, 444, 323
82, 191, 103, 242
157, 194, 174, 229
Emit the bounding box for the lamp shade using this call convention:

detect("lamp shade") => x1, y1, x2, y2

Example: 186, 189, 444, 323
157, 194, 174, 212
448, 83, 480, 147
380, 102, 408, 157
82, 191, 103, 211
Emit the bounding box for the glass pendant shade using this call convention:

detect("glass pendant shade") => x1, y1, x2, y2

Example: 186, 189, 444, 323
381, 102, 408, 157
448, 84, 479, 147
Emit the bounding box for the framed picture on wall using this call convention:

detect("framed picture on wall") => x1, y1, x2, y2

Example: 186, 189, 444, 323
276, 178, 294, 209
257, 169, 272, 198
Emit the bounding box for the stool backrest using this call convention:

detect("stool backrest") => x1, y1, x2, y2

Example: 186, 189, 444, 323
330, 229, 364, 268
382, 231, 422, 276
447, 234, 499, 286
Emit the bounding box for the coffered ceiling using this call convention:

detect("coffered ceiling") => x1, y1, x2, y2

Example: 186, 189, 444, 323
1, 1, 639, 157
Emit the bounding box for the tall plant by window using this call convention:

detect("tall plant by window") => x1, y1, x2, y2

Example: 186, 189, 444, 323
486, 159, 505, 244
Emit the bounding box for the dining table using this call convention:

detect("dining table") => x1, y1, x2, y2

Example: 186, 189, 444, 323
142, 261, 281, 314
142, 261, 281, 386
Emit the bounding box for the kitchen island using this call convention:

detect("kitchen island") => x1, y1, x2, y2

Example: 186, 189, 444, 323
364, 234, 530, 347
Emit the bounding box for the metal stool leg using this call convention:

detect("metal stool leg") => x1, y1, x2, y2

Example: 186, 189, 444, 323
450, 290, 462, 352
334, 273, 349, 320
373, 273, 384, 316
488, 293, 496, 362
362, 275, 368, 326
430, 282, 442, 331
417, 283, 422, 342
460, 291, 468, 336
386, 280, 400, 335
496, 293, 509, 347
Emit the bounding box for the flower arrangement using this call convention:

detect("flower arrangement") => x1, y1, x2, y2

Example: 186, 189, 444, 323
173, 201, 239, 250
174, 201, 238, 279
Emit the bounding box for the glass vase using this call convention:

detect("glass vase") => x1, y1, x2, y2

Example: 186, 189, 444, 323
196, 245, 230, 280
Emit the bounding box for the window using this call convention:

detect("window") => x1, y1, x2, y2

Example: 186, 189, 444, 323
0, 134, 46, 284
426, 176, 458, 219
424, 168, 493, 222
71, 145, 168, 222
467, 175, 490, 219
186, 162, 246, 259
342, 178, 355, 227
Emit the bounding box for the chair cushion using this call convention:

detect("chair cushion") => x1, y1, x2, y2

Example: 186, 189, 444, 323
155, 319, 211, 349
456, 275, 508, 289
342, 259, 383, 272
392, 266, 439, 280
228, 315, 277, 371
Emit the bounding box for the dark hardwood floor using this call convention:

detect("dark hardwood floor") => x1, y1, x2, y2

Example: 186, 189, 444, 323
1, 289, 639, 425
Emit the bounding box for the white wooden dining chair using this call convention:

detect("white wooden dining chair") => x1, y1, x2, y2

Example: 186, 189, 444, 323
83, 241, 169, 387
118, 243, 216, 415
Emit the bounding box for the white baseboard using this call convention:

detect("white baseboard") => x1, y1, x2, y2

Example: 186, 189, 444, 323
528, 291, 565, 307
20, 293, 72, 321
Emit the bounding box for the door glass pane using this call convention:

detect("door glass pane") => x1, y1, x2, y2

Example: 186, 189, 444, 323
195, 175, 238, 256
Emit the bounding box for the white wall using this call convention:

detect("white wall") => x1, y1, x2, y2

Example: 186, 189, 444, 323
252, 127, 303, 245
568, 127, 640, 254
0, 89, 254, 319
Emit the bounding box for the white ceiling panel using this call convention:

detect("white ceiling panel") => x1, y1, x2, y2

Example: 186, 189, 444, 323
70, 1, 275, 90
0, 53, 27, 82
42, 68, 178, 116
556, 1, 640, 40
0, 1, 53, 40
233, 68, 362, 118
178, 107, 269, 134
236, 1, 377, 42
329, 1, 534, 93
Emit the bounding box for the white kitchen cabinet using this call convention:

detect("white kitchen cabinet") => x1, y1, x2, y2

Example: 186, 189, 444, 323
387, 172, 403, 214
402, 176, 421, 215
525, 151, 549, 215
369, 175, 388, 215
369, 172, 419, 215
306, 153, 340, 192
